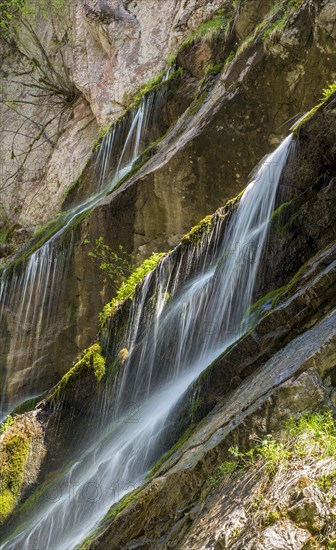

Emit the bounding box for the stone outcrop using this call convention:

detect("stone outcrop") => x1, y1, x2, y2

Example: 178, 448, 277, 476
2, 0, 336, 421
1, 84, 336, 547
1, 3, 336, 546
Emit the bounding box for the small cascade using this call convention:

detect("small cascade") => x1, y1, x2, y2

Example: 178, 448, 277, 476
0, 237, 73, 413
0, 77, 168, 414
1, 136, 293, 549
95, 92, 156, 193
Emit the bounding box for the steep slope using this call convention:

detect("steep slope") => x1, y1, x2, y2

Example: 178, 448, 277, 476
0, 86, 335, 549
1, 0, 336, 412
0, 1, 336, 548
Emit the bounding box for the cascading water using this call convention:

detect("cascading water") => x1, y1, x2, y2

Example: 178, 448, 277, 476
1, 135, 293, 549
0, 88, 159, 415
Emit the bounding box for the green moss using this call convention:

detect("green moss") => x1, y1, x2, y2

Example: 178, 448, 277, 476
78, 485, 144, 549
178, 13, 229, 53
62, 158, 90, 203
0, 489, 16, 524
0, 226, 10, 245
224, 50, 236, 67
92, 125, 110, 152
13, 460, 75, 523
11, 396, 42, 417
99, 252, 166, 328
7, 214, 66, 274
261, 0, 304, 43
322, 81, 336, 102
0, 415, 13, 434
245, 286, 287, 326
271, 201, 292, 221
105, 485, 143, 522
188, 91, 209, 116
128, 66, 184, 111
245, 253, 318, 327
0, 433, 31, 524
205, 63, 224, 76
50, 343, 105, 401
224, 188, 246, 210
191, 397, 203, 421
111, 131, 169, 193
293, 80, 336, 138
182, 215, 214, 248
292, 104, 322, 137
147, 426, 194, 479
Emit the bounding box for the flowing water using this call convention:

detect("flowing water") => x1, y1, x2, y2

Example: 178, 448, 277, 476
0, 89, 160, 414
0, 136, 293, 549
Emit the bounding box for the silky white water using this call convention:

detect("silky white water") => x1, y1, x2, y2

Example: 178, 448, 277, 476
0, 91, 157, 414
1, 136, 293, 549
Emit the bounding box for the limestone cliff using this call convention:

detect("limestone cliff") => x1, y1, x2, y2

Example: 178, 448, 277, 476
0, 1, 336, 549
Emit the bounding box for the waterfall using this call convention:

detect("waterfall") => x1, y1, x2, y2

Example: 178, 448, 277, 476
0, 136, 293, 549
0, 91, 157, 415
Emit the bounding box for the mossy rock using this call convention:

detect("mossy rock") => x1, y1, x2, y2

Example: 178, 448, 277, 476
99, 252, 166, 328
49, 343, 106, 403
181, 215, 214, 248
0, 430, 31, 525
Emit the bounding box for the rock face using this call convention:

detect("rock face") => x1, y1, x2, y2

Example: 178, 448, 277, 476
0, 2, 336, 547
4, 0, 336, 406
0, 0, 228, 233
1, 85, 336, 547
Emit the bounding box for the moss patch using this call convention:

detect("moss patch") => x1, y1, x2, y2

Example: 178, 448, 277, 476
0, 432, 31, 524
50, 343, 105, 402
181, 215, 214, 248
271, 200, 292, 221
293, 82, 336, 137
178, 13, 230, 53
147, 426, 195, 479
11, 396, 43, 417
99, 252, 166, 328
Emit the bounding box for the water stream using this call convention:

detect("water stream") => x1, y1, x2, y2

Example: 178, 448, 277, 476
0, 136, 293, 549
0, 89, 159, 414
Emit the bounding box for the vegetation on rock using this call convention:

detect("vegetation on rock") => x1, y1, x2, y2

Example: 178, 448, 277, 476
99, 252, 166, 327
0, 426, 31, 524
86, 238, 134, 288
50, 343, 105, 402
293, 82, 336, 137
181, 215, 214, 247
200, 411, 336, 547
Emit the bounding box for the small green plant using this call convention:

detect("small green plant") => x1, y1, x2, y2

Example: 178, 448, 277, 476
317, 473, 336, 493
207, 460, 239, 488
205, 63, 223, 76
0, 0, 24, 30
178, 12, 229, 53
322, 82, 336, 102
286, 411, 336, 459
256, 435, 291, 474
0, 414, 13, 434
87, 238, 134, 288
293, 80, 336, 137
263, 510, 281, 526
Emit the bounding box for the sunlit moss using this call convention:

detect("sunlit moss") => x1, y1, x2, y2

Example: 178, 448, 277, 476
0, 433, 31, 524
181, 215, 214, 247
99, 252, 166, 328
50, 343, 106, 401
